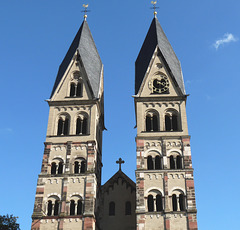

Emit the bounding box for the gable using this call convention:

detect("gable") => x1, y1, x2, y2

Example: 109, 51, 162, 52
135, 17, 185, 96
50, 51, 95, 101
138, 47, 182, 97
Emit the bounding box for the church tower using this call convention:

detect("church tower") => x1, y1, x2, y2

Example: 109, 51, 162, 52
31, 17, 104, 230
134, 16, 198, 230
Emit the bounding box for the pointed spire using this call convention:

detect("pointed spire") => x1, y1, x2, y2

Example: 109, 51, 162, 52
135, 17, 186, 95
50, 19, 102, 99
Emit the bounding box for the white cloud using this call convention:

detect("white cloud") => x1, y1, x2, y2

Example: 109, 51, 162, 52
213, 33, 238, 50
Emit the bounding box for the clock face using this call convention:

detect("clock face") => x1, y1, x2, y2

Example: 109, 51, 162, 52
149, 75, 169, 94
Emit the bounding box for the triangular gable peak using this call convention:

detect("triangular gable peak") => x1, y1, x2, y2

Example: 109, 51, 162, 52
50, 20, 103, 100
135, 17, 185, 96
50, 50, 96, 101
137, 46, 183, 97
102, 170, 136, 194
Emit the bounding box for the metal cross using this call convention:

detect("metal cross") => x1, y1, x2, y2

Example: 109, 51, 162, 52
151, 1, 159, 17
82, 4, 90, 20
116, 158, 125, 171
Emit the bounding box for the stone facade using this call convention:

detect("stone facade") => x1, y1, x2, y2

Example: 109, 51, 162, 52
31, 16, 198, 230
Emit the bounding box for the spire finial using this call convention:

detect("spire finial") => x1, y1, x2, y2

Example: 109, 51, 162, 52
151, 1, 159, 17
116, 158, 125, 171
82, 4, 89, 20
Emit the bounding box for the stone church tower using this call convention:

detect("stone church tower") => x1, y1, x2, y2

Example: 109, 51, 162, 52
31, 18, 104, 230
134, 16, 198, 230
31, 10, 198, 230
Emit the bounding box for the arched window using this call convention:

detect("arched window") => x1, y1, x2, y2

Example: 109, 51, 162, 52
54, 200, 59, 216
58, 162, 63, 174
147, 195, 154, 212
165, 111, 179, 131
74, 161, 80, 174
47, 201, 52, 216
172, 114, 178, 131
77, 200, 83, 215
109, 202, 115, 216
147, 156, 154, 170
76, 82, 82, 97
70, 200, 75, 215
155, 156, 162, 169
176, 156, 182, 169
172, 194, 177, 211
170, 156, 175, 169
70, 81, 82, 97
76, 117, 88, 135
80, 161, 86, 173
156, 194, 163, 211
57, 118, 64, 135
145, 111, 159, 132
57, 116, 69, 136
70, 83, 76, 97
125, 201, 131, 215
51, 162, 57, 175
179, 194, 185, 211
165, 115, 171, 131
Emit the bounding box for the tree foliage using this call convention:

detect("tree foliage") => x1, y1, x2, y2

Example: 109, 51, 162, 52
0, 215, 20, 230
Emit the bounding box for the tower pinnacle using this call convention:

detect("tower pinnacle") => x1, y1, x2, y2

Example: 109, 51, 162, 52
151, 1, 159, 17
83, 4, 89, 20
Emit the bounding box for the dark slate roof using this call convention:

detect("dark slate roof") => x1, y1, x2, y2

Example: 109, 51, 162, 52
102, 170, 136, 193
135, 17, 185, 95
50, 20, 102, 98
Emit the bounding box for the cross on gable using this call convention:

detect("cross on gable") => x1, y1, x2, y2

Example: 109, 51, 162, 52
116, 158, 125, 171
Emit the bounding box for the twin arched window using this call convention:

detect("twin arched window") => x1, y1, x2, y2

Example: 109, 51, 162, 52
146, 111, 159, 132
56, 114, 88, 136
51, 160, 64, 175
57, 116, 69, 136
172, 193, 185, 211
147, 155, 163, 170
147, 194, 163, 212
74, 160, 86, 174
169, 155, 182, 169
76, 116, 88, 135
165, 111, 179, 131
47, 199, 60, 216
70, 199, 83, 215
70, 82, 82, 97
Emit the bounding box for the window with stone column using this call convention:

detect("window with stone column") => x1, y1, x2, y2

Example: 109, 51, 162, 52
168, 152, 183, 169
57, 114, 70, 136
46, 196, 60, 216
171, 190, 186, 212
146, 190, 164, 212
164, 109, 180, 131
145, 110, 159, 132
69, 71, 83, 97
76, 113, 88, 135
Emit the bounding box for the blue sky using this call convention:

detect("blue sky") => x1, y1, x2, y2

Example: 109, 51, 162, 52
0, 0, 240, 229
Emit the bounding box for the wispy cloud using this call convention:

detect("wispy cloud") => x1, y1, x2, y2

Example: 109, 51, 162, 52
213, 33, 238, 50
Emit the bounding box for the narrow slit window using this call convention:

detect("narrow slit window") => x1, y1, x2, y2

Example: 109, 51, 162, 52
51, 162, 57, 175
155, 156, 161, 170
58, 162, 63, 174
109, 202, 115, 216
156, 194, 163, 211
146, 115, 151, 132
165, 115, 171, 131
80, 161, 86, 173
152, 115, 158, 131
125, 201, 131, 215
76, 83, 82, 97
172, 114, 178, 131
172, 194, 177, 211
74, 161, 80, 174
147, 156, 154, 170
176, 156, 182, 169
77, 200, 82, 215
179, 194, 185, 211
70, 200, 75, 215
47, 201, 52, 216
76, 118, 82, 135
147, 195, 154, 212
170, 156, 175, 169
70, 83, 76, 97
63, 118, 69, 135
57, 118, 64, 135
54, 200, 59, 216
